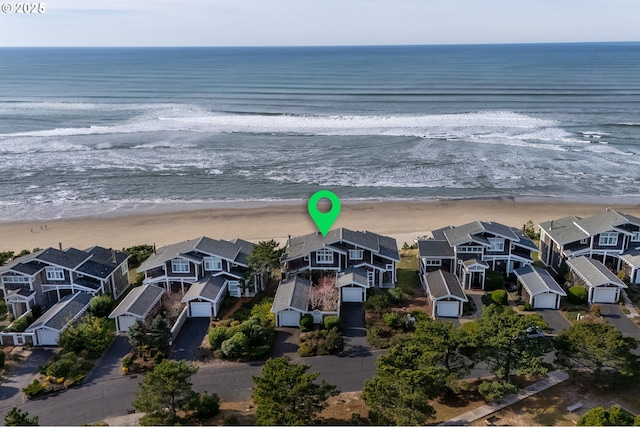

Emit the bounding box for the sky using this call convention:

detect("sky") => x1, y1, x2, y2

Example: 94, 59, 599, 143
1, 0, 639, 47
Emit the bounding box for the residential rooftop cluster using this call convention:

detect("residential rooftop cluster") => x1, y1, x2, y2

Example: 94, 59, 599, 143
1, 208, 639, 346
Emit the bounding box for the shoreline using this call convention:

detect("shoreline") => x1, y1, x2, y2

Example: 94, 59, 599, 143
2, 199, 640, 253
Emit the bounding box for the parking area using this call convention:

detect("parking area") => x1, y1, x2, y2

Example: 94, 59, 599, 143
170, 317, 210, 361
536, 309, 570, 335
600, 304, 640, 340
339, 303, 370, 357
273, 327, 300, 358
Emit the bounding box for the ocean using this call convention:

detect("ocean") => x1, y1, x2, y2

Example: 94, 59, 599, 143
0, 43, 639, 221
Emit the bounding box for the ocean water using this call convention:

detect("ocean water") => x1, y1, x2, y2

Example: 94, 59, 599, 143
0, 43, 639, 221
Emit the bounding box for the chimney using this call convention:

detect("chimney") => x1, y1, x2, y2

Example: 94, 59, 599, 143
550, 220, 554, 229
58, 242, 62, 250
153, 243, 157, 255
111, 248, 117, 264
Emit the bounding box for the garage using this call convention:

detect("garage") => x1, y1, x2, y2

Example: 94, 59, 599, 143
117, 316, 138, 333
533, 293, 558, 309
35, 328, 60, 346
189, 301, 213, 318
436, 300, 460, 318
278, 309, 302, 327
592, 287, 618, 304
342, 286, 365, 303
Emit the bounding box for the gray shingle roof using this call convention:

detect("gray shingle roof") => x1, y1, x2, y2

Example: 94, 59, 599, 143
442, 221, 519, 247
284, 228, 399, 262
418, 240, 455, 258
10, 261, 45, 276
271, 276, 311, 313
424, 270, 468, 301
182, 275, 227, 303
26, 292, 92, 332
566, 256, 627, 288
337, 268, 369, 288
109, 284, 165, 319
138, 236, 253, 272
575, 210, 640, 236
514, 265, 567, 297
37, 248, 91, 270
621, 248, 640, 268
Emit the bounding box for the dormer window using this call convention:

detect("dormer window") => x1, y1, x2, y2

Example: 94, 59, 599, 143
316, 249, 334, 264
488, 238, 505, 252
171, 259, 190, 273
45, 267, 65, 281
348, 250, 364, 260
599, 232, 618, 246
204, 256, 223, 271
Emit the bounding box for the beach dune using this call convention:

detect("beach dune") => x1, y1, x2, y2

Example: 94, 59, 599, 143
1, 200, 639, 253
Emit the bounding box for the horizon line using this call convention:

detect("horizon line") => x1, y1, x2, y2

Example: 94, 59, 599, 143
1, 40, 639, 49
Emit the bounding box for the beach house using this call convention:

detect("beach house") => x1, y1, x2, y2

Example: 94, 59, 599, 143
0, 246, 130, 319
281, 228, 400, 302
538, 209, 640, 281
566, 256, 627, 304
136, 237, 256, 317
418, 221, 538, 290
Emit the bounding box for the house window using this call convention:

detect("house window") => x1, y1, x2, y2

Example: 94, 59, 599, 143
599, 232, 618, 246
632, 232, 640, 242
45, 267, 65, 281
348, 250, 364, 260
121, 264, 128, 275
171, 259, 190, 273
204, 257, 222, 271
316, 249, 334, 264
424, 259, 442, 266
580, 238, 588, 245
386, 264, 394, 271
2, 276, 30, 284
228, 281, 240, 297
488, 238, 505, 252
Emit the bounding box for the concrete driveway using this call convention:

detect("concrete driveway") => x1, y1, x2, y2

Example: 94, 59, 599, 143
535, 309, 570, 335
86, 335, 131, 383
170, 317, 210, 361
0, 348, 54, 411
273, 327, 300, 359
339, 303, 371, 357
600, 304, 640, 340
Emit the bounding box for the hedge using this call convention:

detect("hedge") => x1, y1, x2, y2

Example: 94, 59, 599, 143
567, 286, 588, 305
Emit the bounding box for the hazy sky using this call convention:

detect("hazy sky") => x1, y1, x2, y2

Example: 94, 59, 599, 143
1, 0, 639, 47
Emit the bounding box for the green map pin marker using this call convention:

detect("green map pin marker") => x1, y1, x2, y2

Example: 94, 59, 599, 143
308, 190, 341, 236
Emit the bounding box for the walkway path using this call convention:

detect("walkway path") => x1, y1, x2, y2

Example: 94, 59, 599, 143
620, 290, 640, 319
441, 370, 569, 425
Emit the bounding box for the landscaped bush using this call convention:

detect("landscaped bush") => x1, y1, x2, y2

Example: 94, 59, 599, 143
208, 325, 231, 349
323, 315, 341, 331
298, 343, 314, 357
485, 271, 505, 291
0, 349, 5, 368
0, 300, 7, 321
193, 392, 220, 420
324, 328, 344, 354
477, 380, 518, 401
9, 315, 31, 332
220, 332, 249, 359
297, 328, 344, 356
366, 326, 393, 349
45, 352, 92, 379
568, 286, 588, 305
300, 314, 313, 332
578, 406, 636, 426
491, 289, 508, 305
57, 315, 115, 358
89, 294, 115, 318
382, 312, 400, 329
556, 261, 570, 285
365, 293, 391, 315
22, 379, 45, 399
387, 288, 408, 304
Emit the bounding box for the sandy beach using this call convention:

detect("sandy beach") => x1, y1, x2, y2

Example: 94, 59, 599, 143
1, 199, 640, 253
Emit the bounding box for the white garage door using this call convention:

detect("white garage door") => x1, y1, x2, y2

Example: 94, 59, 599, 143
190, 301, 213, 318
592, 287, 618, 304
278, 310, 301, 327
117, 315, 138, 333
342, 287, 365, 303
533, 293, 557, 309
37, 329, 60, 346
436, 301, 460, 318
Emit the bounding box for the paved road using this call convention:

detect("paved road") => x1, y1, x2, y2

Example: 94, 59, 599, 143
170, 318, 210, 361
600, 304, 640, 340
536, 309, 570, 335
0, 348, 54, 411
